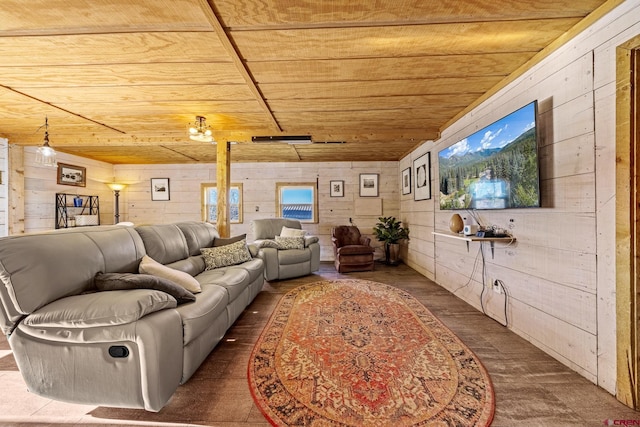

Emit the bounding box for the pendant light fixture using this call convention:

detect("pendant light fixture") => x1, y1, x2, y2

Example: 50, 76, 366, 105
188, 115, 214, 143
35, 116, 57, 166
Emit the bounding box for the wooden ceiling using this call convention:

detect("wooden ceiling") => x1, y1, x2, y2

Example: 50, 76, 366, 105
0, 0, 615, 164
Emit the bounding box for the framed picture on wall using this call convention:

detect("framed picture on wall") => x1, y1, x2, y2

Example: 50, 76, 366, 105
57, 163, 86, 187
330, 180, 344, 197
359, 173, 379, 197
402, 167, 411, 195
414, 152, 431, 201
151, 178, 170, 201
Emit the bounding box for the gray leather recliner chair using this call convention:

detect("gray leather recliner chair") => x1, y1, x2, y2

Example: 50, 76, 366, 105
251, 218, 320, 281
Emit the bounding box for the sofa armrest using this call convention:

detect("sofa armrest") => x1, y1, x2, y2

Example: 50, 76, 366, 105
247, 243, 260, 257
304, 236, 319, 247
23, 290, 177, 329
359, 236, 372, 246
256, 247, 279, 281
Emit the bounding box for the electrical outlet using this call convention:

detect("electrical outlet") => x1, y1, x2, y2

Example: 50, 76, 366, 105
492, 280, 502, 294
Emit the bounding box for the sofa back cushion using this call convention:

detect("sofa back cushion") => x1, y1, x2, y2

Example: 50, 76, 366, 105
252, 218, 302, 240
0, 226, 145, 334
175, 222, 218, 256
136, 224, 189, 264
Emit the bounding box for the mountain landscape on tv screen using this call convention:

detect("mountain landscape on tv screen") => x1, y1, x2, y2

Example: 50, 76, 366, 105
439, 126, 540, 210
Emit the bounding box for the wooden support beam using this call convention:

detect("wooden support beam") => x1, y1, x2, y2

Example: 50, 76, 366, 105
216, 141, 231, 238
616, 35, 640, 410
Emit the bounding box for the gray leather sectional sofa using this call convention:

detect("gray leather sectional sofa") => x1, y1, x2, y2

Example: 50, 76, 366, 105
0, 221, 264, 412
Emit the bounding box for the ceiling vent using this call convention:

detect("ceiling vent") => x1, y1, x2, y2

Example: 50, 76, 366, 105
251, 135, 312, 144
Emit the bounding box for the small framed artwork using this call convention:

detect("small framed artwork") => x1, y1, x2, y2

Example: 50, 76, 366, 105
414, 152, 431, 201
151, 178, 170, 201
57, 163, 86, 187
359, 173, 379, 197
402, 167, 411, 195
330, 180, 344, 197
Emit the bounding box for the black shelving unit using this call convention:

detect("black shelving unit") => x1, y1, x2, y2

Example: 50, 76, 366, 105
55, 193, 100, 229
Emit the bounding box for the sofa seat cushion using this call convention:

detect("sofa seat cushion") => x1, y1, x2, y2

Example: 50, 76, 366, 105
196, 268, 250, 302
278, 248, 311, 265
336, 245, 375, 255
23, 289, 177, 328
229, 259, 263, 283
175, 284, 228, 346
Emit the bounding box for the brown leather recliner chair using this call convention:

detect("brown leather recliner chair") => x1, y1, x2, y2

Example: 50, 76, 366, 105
331, 226, 375, 273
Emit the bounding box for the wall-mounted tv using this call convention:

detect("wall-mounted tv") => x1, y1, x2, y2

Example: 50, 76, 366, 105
438, 101, 541, 210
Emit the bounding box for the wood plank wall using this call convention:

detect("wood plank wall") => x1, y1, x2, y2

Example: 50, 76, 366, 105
14, 152, 400, 263
401, 0, 640, 396
113, 161, 400, 261
16, 147, 117, 232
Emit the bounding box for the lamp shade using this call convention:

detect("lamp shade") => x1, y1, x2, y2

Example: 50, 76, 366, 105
106, 182, 126, 191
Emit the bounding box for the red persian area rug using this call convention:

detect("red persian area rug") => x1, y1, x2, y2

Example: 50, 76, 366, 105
248, 279, 495, 426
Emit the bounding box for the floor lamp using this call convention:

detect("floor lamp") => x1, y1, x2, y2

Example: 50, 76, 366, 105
106, 183, 127, 224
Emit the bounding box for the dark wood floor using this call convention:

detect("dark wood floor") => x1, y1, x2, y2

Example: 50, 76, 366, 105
0, 262, 638, 426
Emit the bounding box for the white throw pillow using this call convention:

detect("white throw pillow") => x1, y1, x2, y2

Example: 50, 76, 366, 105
280, 226, 307, 237
139, 255, 202, 293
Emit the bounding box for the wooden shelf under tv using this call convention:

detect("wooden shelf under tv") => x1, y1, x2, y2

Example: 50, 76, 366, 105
432, 231, 516, 259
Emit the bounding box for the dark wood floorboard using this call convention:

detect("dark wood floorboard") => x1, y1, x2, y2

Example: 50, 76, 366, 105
0, 262, 637, 426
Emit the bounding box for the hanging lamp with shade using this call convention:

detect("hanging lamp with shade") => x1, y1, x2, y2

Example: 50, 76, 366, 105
35, 116, 57, 166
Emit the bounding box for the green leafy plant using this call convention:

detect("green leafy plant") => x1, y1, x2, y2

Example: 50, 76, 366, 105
373, 216, 410, 244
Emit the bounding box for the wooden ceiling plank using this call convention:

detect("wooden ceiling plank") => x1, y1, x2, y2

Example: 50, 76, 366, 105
52, 100, 266, 115
214, 0, 605, 29
268, 96, 480, 112
0, 0, 213, 35
11, 85, 258, 103
0, 32, 230, 67
247, 52, 535, 84
0, 63, 246, 87
230, 19, 582, 61
259, 76, 502, 99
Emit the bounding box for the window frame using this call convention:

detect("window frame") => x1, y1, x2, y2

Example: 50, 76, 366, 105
276, 182, 318, 224
201, 182, 243, 224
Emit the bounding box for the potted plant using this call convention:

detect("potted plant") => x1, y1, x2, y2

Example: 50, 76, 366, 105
373, 216, 410, 265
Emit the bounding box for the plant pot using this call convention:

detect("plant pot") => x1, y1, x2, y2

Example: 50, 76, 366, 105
385, 243, 400, 266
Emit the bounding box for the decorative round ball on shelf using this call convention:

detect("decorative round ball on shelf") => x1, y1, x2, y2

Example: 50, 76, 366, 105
449, 213, 464, 233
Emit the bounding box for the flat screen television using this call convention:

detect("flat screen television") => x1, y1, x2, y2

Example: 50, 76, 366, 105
438, 101, 541, 210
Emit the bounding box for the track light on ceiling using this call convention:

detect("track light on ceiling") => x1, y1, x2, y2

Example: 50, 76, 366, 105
188, 115, 214, 143
35, 116, 57, 167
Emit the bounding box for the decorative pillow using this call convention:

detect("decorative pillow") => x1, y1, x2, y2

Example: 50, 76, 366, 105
213, 233, 247, 247
256, 239, 280, 249
139, 255, 202, 293
94, 272, 195, 304
280, 226, 307, 237
275, 236, 305, 250
201, 239, 252, 270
